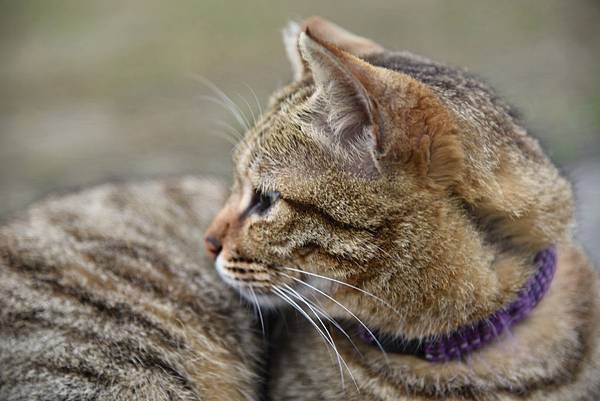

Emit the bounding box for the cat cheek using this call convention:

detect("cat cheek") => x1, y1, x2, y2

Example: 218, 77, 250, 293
241, 220, 271, 246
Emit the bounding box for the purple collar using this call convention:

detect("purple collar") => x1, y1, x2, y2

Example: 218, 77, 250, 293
358, 247, 557, 362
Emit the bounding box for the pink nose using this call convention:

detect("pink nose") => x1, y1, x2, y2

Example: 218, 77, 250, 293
204, 235, 222, 259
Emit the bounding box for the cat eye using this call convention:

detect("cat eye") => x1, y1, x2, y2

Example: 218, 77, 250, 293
246, 189, 281, 216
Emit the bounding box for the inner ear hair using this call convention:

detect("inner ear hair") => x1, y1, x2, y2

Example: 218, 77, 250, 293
297, 31, 383, 166
303, 34, 377, 138
290, 17, 465, 187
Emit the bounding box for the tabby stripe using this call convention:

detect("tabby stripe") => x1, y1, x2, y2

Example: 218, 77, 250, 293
82, 248, 230, 343
164, 183, 203, 227
0, 309, 166, 358
1, 322, 200, 399
1, 255, 186, 351
56, 232, 181, 288
25, 361, 110, 387
0, 308, 48, 332
60, 237, 255, 356
3, 244, 224, 351
2, 357, 198, 401
87, 239, 177, 281
0, 273, 170, 350
0, 379, 101, 401
83, 249, 172, 298
38, 277, 185, 349
81, 245, 225, 331
286, 198, 376, 233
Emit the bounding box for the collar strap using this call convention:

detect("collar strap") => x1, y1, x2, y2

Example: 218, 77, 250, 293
358, 247, 557, 362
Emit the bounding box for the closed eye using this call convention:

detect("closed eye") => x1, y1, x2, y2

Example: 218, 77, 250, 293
245, 189, 281, 216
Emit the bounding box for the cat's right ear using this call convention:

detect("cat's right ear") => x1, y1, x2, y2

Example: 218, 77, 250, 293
283, 17, 384, 81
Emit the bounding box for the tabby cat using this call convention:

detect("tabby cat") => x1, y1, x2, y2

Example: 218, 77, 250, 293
0, 177, 263, 401
204, 17, 600, 400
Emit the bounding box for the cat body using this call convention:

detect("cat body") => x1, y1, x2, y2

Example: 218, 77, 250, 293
204, 17, 600, 400
0, 177, 262, 401
2, 16, 598, 401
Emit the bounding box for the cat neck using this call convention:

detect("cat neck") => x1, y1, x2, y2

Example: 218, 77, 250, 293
357, 246, 557, 362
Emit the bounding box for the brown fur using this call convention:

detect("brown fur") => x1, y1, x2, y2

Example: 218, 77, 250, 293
205, 17, 600, 400
0, 177, 263, 401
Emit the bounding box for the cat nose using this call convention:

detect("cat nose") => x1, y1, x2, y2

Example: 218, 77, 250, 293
204, 235, 222, 259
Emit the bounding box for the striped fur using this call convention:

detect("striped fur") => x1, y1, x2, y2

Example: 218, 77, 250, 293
0, 177, 262, 401
205, 17, 600, 400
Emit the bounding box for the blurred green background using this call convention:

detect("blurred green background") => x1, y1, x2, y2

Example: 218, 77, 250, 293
1, 1, 599, 258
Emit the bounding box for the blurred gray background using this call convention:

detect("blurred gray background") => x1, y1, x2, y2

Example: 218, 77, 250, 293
1, 1, 598, 261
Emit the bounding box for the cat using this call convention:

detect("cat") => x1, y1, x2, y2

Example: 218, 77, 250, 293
204, 17, 600, 400
0, 177, 264, 401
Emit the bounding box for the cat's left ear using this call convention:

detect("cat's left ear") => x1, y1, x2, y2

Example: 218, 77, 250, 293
283, 16, 384, 81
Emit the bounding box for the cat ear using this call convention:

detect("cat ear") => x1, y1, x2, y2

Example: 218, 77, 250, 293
292, 18, 464, 187
297, 28, 386, 172
283, 16, 384, 81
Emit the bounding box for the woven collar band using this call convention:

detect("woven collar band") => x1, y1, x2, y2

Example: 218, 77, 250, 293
358, 246, 557, 362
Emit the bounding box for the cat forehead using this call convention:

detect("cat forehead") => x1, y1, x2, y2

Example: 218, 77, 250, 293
233, 103, 319, 180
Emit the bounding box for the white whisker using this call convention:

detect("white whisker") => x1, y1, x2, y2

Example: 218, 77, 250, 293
213, 119, 244, 140
197, 94, 249, 131
281, 272, 389, 364
236, 92, 257, 127
283, 266, 401, 317
279, 285, 349, 388
209, 119, 252, 157
282, 283, 363, 357
208, 124, 240, 147
270, 287, 335, 363
249, 287, 265, 337
244, 83, 263, 117
191, 74, 252, 129
272, 286, 357, 390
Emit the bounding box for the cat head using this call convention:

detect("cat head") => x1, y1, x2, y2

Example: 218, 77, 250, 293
205, 17, 574, 338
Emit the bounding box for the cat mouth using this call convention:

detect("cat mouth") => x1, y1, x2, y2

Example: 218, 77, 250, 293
214, 254, 295, 304
216, 257, 274, 289
214, 254, 329, 309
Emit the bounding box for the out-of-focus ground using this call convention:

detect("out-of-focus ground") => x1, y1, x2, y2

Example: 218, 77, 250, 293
1, 1, 599, 261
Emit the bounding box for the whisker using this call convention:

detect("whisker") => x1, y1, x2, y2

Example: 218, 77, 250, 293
230, 137, 251, 158
236, 92, 257, 127
282, 283, 363, 358
191, 74, 251, 129
282, 267, 401, 317
197, 94, 249, 131
281, 272, 389, 364
208, 126, 239, 147
272, 286, 357, 390
270, 287, 336, 363
244, 83, 263, 117
213, 119, 244, 140
278, 285, 349, 388
209, 119, 252, 157
249, 287, 265, 337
